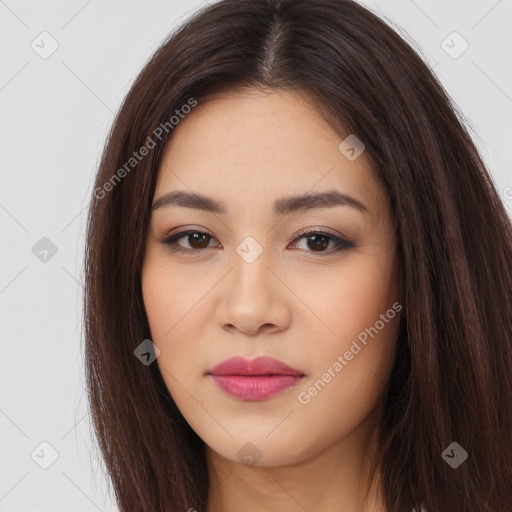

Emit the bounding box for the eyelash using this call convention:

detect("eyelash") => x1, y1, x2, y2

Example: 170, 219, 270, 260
158, 228, 354, 256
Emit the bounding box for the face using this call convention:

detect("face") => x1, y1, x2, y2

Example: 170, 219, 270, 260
141, 88, 402, 467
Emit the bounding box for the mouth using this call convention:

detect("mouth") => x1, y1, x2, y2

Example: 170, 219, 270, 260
207, 356, 305, 401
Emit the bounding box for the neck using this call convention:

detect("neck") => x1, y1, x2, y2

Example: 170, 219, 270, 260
205, 406, 387, 512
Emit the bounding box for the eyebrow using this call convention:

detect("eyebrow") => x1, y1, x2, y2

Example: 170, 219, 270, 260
151, 190, 368, 216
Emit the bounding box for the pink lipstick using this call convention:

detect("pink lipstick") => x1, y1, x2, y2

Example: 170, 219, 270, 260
208, 356, 305, 401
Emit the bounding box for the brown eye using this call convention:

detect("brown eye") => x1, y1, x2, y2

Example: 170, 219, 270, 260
305, 233, 330, 252
159, 228, 354, 256
159, 230, 219, 254
187, 232, 211, 249
291, 229, 354, 254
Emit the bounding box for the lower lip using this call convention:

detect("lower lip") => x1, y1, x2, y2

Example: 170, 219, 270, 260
209, 374, 303, 401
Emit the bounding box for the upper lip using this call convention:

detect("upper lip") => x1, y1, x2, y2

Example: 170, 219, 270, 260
208, 356, 304, 377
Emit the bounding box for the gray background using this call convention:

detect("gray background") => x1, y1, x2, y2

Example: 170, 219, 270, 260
1, 1, 511, 510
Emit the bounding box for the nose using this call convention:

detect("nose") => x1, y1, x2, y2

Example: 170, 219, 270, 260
215, 247, 291, 336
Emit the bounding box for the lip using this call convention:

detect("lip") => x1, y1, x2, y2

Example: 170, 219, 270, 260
207, 356, 305, 401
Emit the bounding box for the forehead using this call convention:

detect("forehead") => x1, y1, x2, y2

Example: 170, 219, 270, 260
155, 88, 386, 219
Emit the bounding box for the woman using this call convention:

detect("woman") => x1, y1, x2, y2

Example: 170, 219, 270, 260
83, 1, 512, 511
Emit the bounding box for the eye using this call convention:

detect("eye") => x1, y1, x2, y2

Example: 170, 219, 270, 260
158, 230, 220, 255
290, 228, 354, 254
158, 228, 354, 255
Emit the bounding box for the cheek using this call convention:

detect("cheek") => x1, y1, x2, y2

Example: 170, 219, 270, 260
294, 282, 399, 449
297, 256, 398, 349
141, 260, 209, 398
293, 253, 400, 401
142, 253, 200, 342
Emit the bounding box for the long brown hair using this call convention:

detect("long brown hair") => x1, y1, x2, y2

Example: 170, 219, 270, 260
83, 1, 512, 510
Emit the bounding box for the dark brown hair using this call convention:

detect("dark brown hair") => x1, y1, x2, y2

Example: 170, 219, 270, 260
83, 1, 512, 511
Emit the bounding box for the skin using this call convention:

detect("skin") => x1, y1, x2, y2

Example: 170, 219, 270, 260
141, 88, 402, 512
